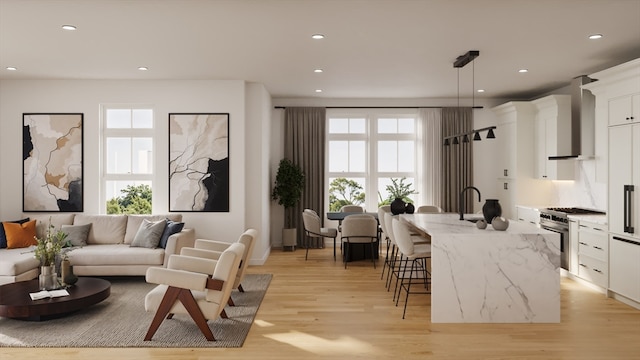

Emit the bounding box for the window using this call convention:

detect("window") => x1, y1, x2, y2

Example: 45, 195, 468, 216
101, 106, 154, 214
327, 110, 419, 212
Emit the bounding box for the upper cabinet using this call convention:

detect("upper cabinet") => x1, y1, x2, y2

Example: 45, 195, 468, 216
532, 95, 574, 180
609, 94, 640, 126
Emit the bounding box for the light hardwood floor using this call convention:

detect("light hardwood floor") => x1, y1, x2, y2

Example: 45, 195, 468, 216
3, 246, 640, 360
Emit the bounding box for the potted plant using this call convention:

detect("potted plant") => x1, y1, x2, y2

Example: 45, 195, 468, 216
271, 158, 305, 249
385, 177, 417, 214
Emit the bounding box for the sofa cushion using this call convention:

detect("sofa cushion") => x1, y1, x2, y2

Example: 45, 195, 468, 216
159, 219, 185, 248
124, 214, 182, 244
0, 247, 40, 276
5, 220, 38, 249
61, 223, 92, 246
74, 215, 127, 245
30, 214, 76, 240
0, 218, 30, 248
67, 244, 164, 266
131, 219, 166, 249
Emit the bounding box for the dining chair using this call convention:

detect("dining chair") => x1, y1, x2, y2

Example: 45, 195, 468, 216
416, 205, 443, 213
392, 217, 431, 319
302, 209, 338, 260
378, 206, 393, 281
340, 214, 378, 269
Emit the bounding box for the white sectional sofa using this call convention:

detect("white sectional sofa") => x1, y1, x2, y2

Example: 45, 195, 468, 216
0, 213, 195, 285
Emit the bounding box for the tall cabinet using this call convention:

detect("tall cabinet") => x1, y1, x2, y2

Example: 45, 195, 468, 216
586, 58, 640, 304
491, 102, 551, 219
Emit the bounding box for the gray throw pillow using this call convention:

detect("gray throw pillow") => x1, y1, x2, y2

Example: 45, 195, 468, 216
61, 223, 92, 247
131, 219, 167, 249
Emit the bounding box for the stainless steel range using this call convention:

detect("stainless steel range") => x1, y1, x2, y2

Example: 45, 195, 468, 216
539, 207, 606, 270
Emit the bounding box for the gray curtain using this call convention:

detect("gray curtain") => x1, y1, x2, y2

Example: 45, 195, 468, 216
284, 107, 326, 246
441, 107, 474, 213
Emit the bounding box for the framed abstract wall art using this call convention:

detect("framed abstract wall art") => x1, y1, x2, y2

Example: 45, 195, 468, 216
169, 113, 229, 212
23, 113, 84, 212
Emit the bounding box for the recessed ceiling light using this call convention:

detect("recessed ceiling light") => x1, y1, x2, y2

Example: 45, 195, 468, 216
314, 69, 323, 73
588, 34, 603, 40
6, 66, 17, 71
138, 66, 149, 71
518, 69, 529, 73
62, 25, 77, 30
477, 89, 485, 93
315, 89, 323, 93
311, 34, 325, 40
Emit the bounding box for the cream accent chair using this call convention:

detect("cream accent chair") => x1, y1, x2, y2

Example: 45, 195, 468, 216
143, 243, 244, 341
392, 217, 431, 319
339, 205, 364, 213
340, 214, 378, 269
379, 206, 393, 280
302, 209, 338, 260
180, 229, 257, 305
416, 205, 443, 213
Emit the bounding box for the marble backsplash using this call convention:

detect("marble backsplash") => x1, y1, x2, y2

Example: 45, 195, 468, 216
548, 160, 607, 211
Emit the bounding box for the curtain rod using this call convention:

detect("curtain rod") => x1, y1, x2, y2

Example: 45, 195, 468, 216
274, 106, 484, 109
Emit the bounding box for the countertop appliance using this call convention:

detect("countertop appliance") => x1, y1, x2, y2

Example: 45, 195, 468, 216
539, 207, 606, 270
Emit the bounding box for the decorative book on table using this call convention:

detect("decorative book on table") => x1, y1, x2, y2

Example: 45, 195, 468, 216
29, 289, 69, 301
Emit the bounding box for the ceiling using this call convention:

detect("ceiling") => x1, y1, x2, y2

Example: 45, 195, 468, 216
1, 0, 639, 100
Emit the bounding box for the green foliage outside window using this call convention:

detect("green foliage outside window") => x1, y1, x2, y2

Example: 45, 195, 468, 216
107, 184, 152, 214
378, 177, 417, 206
328, 178, 365, 211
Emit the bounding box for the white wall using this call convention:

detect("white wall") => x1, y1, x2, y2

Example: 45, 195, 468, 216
0, 79, 272, 264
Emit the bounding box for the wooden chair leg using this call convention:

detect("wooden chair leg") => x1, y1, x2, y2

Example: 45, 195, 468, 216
145, 286, 215, 342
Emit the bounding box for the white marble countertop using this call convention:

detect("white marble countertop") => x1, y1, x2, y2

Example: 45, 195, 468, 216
401, 213, 554, 235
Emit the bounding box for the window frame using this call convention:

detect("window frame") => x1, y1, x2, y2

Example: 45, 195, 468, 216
100, 104, 155, 214
326, 109, 420, 213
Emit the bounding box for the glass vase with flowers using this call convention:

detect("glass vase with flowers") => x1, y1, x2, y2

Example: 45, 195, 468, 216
34, 219, 68, 290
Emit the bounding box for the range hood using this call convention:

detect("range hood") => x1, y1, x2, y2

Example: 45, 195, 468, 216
548, 75, 596, 160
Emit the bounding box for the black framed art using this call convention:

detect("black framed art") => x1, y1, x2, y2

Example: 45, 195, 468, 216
23, 113, 84, 212
169, 113, 229, 212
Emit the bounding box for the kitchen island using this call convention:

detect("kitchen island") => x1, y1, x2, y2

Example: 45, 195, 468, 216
401, 213, 560, 323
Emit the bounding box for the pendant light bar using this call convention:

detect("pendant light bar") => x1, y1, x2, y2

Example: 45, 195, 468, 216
443, 126, 497, 145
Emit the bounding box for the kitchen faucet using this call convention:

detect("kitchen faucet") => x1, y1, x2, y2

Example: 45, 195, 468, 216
459, 186, 482, 220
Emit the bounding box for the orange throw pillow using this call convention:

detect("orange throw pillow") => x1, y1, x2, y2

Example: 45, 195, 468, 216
5, 219, 37, 249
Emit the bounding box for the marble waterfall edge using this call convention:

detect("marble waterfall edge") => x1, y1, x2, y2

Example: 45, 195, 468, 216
431, 232, 560, 323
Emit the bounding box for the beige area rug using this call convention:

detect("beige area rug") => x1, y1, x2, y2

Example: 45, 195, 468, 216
0, 273, 272, 348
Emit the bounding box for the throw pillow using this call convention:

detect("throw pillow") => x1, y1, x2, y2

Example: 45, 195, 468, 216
61, 223, 92, 247
5, 219, 38, 249
158, 219, 185, 248
0, 217, 30, 248
130, 219, 167, 249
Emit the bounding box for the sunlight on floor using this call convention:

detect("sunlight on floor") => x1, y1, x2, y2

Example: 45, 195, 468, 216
0, 333, 25, 346
254, 319, 275, 327
263, 330, 377, 356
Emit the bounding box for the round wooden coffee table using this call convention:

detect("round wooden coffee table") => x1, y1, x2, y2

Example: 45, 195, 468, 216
0, 277, 111, 321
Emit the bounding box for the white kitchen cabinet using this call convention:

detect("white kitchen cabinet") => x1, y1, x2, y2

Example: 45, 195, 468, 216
585, 58, 640, 183
532, 95, 574, 180
576, 220, 608, 288
608, 124, 640, 240
608, 93, 640, 127
610, 235, 640, 302
515, 205, 539, 227
569, 219, 579, 275
492, 102, 546, 219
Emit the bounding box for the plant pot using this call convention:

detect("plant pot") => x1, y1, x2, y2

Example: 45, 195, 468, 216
282, 228, 297, 251
391, 198, 406, 215
482, 199, 502, 224
61, 259, 78, 286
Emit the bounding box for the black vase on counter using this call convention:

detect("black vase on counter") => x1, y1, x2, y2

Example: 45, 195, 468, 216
482, 199, 502, 224
391, 198, 406, 215
405, 203, 415, 214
